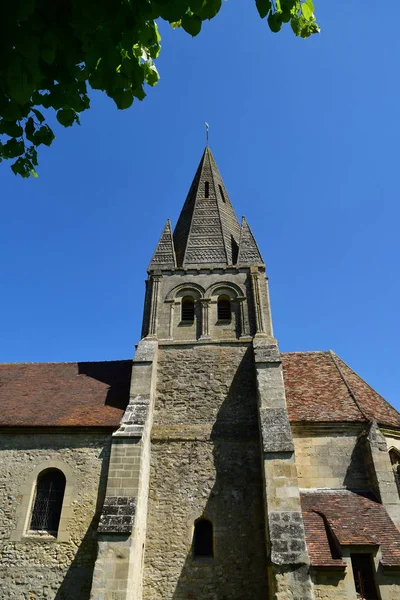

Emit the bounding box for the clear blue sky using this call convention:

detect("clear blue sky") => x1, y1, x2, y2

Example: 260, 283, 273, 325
1, 1, 400, 410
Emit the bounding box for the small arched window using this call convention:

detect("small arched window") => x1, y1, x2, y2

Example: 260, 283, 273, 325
29, 469, 66, 535
217, 295, 231, 321
204, 181, 209, 198
193, 518, 213, 558
181, 296, 195, 322
218, 184, 225, 203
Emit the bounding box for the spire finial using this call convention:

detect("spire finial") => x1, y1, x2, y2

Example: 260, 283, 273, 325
205, 122, 209, 145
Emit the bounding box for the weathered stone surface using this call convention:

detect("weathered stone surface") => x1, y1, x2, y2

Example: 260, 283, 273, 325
142, 344, 269, 600
260, 407, 295, 452
98, 497, 136, 533
0, 431, 111, 599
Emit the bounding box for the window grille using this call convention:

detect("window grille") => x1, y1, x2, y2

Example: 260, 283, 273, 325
30, 469, 66, 534
351, 554, 379, 600
193, 518, 213, 557
181, 297, 195, 321
204, 181, 209, 198
217, 295, 231, 321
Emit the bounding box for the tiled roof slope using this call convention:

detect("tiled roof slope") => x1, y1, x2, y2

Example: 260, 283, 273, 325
0, 351, 399, 429
301, 490, 400, 568
0, 361, 131, 427
282, 351, 400, 428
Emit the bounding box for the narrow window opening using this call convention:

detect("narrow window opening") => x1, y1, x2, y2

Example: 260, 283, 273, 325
29, 469, 66, 535
389, 449, 400, 496
181, 296, 195, 321
204, 181, 209, 198
217, 295, 231, 321
350, 554, 379, 600
218, 184, 225, 202
193, 518, 213, 558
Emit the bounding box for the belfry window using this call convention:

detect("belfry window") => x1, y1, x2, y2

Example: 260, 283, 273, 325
193, 518, 213, 558
29, 469, 66, 535
217, 295, 231, 321
181, 296, 195, 321
204, 181, 209, 198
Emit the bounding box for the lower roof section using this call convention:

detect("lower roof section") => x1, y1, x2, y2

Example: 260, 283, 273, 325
301, 489, 400, 568
0, 350, 399, 429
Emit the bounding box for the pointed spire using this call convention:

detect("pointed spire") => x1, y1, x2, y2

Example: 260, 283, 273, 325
148, 219, 177, 271
237, 217, 264, 265
173, 147, 241, 267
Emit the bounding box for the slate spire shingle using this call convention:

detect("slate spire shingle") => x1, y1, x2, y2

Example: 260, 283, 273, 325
237, 216, 264, 265
173, 147, 242, 267
148, 219, 177, 271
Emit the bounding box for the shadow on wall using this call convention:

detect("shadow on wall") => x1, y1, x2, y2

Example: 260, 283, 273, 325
54, 445, 111, 600
163, 346, 270, 600
78, 360, 132, 410
343, 435, 371, 491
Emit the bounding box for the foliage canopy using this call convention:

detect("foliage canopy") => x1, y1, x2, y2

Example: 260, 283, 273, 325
0, 0, 318, 177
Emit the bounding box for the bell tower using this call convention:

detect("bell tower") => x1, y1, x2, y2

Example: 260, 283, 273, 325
91, 147, 315, 600
142, 146, 272, 344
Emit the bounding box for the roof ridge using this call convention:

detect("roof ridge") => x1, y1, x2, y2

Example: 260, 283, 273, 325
281, 350, 331, 356
329, 350, 369, 422
331, 351, 400, 422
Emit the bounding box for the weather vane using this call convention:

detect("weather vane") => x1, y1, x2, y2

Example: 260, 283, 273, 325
205, 122, 209, 144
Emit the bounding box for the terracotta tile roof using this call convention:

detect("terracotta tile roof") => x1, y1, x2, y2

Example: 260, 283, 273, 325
0, 361, 131, 427
1, 351, 398, 429
301, 490, 400, 568
281, 351, 400, 428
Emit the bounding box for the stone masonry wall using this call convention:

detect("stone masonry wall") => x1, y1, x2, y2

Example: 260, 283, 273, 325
0, 430, 111, 600
292, 428, 368, 490
142, 344, 269, 600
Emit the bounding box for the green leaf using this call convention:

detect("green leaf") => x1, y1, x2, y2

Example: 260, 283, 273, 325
56, 109, 76, 127
181, 14, 202, 36
256, 0, 271, 18
114, 90, 134, 109
33, 125, 55, 146
268, 11, 283, 32
0, 120, 23, 137
305, 0, 314, 11
301, 2, 313, 19
290, 16, 301, 35
32, 109, 45, 124
3, 138, 25, 159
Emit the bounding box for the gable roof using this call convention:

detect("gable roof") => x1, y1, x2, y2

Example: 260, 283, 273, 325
282, 351, 400, 428
0, 350, 399, 429
0, 360, 131, 427
301, 490, 400, 568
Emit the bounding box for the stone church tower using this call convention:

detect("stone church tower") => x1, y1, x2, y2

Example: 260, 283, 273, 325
91, 146, 313, 599
2, 147, 400, 600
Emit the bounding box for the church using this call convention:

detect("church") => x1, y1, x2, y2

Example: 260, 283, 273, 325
1, 147, 400, 600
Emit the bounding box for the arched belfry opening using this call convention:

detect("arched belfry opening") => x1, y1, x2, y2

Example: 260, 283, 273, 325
217, 295, 231, 321
181, 296, 195, 322
193, 518, 213, 558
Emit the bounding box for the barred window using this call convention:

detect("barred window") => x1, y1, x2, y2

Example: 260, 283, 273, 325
29, 469, 66, 535
181, 297, 195, 321
193, 518, 213, 558
217, 295, 231, 321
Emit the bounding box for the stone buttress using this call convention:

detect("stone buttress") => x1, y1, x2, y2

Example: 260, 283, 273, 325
92, 147, 314, 599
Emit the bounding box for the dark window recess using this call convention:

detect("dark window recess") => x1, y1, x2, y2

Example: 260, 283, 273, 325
217, 296, 231, 321
193, 519, 213, 557
218, 184, 226, 202
204, 181, 209, 198
351, 554, 379, 600
181, 297, 195, 321
30, 470, 66, 534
